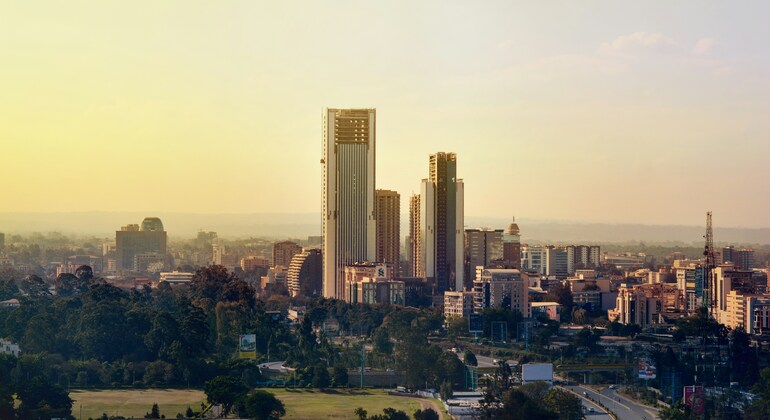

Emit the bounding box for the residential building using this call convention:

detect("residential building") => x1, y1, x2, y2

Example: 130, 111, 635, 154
565, 245, 601, 274
322, 108, 377, 299
408, 193, 422, 277
375, 189, 400, 270
273, 241, 303, 268
0, 338, 19, 357
287, 249, 322, 297
473, 268, 529, 317
419, 152, 464, 293
444, 291, 475, 319
240, 256, 271, 272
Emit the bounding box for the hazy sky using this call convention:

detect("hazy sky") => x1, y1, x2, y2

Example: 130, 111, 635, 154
2, 1, 769, 228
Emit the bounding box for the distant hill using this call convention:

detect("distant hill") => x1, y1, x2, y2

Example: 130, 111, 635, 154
0, 212, 767, 245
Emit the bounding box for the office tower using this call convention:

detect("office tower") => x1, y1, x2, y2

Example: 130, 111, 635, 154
287, 249, 323, 297
408, 193, 422, 277
0, 232, 4, 251
420, 152, 464, 293
375, 189, 400, 270
735, 248, 755, 270
115, 217, 167, 272
722, 246, 735, 265
545, 246, 569, 277
521, 245, 547, 275
322, 108, 376, 298
502, 218, 521, 269
273, 241, 303, 267
464, 228, 503, 286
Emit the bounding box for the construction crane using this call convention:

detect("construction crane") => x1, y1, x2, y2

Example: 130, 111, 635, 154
703, 211, 716, 313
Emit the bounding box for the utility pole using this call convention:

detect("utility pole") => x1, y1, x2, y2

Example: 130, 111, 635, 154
360, 343, 365, 389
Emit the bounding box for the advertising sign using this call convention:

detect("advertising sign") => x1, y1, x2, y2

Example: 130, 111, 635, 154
239, 334, 257, 359
683, 386, 705, 414
637, 358, 657, 379
468, 314, 483, 333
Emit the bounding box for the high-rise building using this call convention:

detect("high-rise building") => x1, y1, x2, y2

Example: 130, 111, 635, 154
273, 241, 303, 268
544, 246, 569, 277
375, 189, 400, 270
521, 245, 547, 275
735, 248, 755, 270
419, 152, 464, 292
464, 228, 503, 287
473, 268, 529, 317
0, 232, 5, 251
408, 194, 422, 277
502, 218, 521, 269
322, 108, 377, 298
565, 245, 601, 274
287, 249, 322, 297
115, 217, 167, 272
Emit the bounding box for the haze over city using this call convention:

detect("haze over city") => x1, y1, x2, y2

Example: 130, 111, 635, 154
3, 1, 770, 228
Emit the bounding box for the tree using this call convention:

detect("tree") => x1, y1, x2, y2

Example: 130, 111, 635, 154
145, 402, 161, 419
413, 407, 440, 420
204, 375, 248, 416
658, 402, 686, 420
241, 390, 285, 420
333, 366, 349, 387
354, 407, 368, 420
16, 378, 74, 420
543, 388, 583, 420
464, 349, 477, 367
312, 364, 331, 388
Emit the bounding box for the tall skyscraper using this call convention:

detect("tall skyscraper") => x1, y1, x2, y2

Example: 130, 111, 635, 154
287, 248, 323, 297
420, 152, 464, 292
375, 189, 400, 270
322, 108, 376, 298
408, 193, 422, 277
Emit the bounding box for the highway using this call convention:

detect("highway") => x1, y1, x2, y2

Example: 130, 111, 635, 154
558, 386, 613, 420
564, 384, 659, 420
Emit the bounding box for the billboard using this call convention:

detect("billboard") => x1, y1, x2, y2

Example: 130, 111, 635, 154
683, 386, 705, 414
637, 358, 656, 380
468, 314, 483, 333
239, 334, 257, 359
522, 363, 554, 383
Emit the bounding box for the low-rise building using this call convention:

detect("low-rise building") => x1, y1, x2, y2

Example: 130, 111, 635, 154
531, 302, 561, 321
473, 268, 530, 317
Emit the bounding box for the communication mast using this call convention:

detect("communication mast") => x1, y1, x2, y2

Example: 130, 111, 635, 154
703, 212, 716, 312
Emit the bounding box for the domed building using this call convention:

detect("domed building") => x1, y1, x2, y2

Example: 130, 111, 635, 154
140, 217, 164, 232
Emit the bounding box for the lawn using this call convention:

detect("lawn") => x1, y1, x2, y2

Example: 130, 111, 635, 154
70, 388, 445, 420
70, 389, 206, 419
268, 388, 445, 420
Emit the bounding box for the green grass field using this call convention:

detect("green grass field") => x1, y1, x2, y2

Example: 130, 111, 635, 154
70, 388, 445, 420
70, 389, 206, 419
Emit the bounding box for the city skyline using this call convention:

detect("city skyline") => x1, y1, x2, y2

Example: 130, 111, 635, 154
2, 2, 770, 229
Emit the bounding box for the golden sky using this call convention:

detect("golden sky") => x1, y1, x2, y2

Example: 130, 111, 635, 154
2, 1, 769, 227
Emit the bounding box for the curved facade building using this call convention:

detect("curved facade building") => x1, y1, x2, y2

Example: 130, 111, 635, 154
140, 217, 165, 232
287, 249, 323, 297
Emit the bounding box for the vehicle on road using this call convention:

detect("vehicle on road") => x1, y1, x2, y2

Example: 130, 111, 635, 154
609, 385, 616, 389
583, 391, 588, 396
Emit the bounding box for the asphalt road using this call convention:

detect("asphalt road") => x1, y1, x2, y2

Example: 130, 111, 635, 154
565, 384, 659, 420
558, 386, 613, 420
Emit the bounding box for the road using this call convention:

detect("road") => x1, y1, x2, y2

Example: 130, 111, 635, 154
558, 386, 613, 420
564, 384, 658, 420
